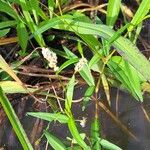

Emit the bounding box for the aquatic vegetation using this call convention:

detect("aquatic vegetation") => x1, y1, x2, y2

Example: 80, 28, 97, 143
0, 0, 150, 149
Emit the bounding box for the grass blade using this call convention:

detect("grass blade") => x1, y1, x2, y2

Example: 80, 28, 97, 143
91, 118, 101, 150
62, 45, 78, 59
0, 87, 33, 150
27, 112, 69, 124
48, 0, 55, 18
0, 1, 19, 20
79, 64, 95, 86
106, 0, 121, 27
0, 81, 36, 94
65, 75, 75, 111
29, 0, 39, 24
19, 0, 45, 46
84, 86, 95, 98
128, 0, 150, 32
55, 19, 150, 81
17, 22, 28, 53
68, 118, 91, 150
108, 56, 143, 101
100, 139, 122, 150
0, 20, 17, 29
101, 73, 110, 105
56, 58, 79, 74
44, 131, 67, 150
0, 28, 10, 38
0, 55, 22, 85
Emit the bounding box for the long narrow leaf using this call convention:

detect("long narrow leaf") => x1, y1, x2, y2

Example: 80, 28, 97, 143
128, 0, 150, 32
108, 56, 143, 101
17, 22, 28, 53
0, 20, 17, 29
100, 139, 122, 150
65, 75, 75, 111
106, 0, 121, 27
29, 0, 39, 24
44, 131, 67, 150
101, 73, 110, 105
0, 1, 19, 20
19, 0, 45, 46
35, 17, 150, 81
0, 55, 22, 85
0, 87, 33, 150
0, 81, 36, 93
27, 112, 69, 124
62, 46, 78, 59
68, 118, 91, 150
56, 58, 79, 74
91, 118, 101, 150
0, 28, 10, 38
79, 64, 95, 86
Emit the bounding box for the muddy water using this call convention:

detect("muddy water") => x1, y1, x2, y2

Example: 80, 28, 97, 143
0, 87, 150, 150
72, 87, 150, 150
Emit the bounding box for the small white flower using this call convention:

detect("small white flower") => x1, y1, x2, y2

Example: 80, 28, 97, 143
79, 117, 87, 128
75, 57, 87, 72
41, 47, 49, 59
54, 66, 59, 72
41, 47, 58, 71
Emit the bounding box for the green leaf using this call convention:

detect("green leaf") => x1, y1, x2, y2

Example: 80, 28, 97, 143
70, 133, 86, 144
0, 1, 19, 20
29, 0, 39, 24
0, 87, 33, 150
0, 28, 10, 38
107, 23, 131, 45
68, 118, 91, 150
89, 53, 102, 69
132, 23, 142, 44
0, 81, 36, 93
79, 34, 102, 55
100, 139, 122, 150
56, 58, 79, 74
65, 75, 75, 111
27, 112, 69, 124
19, 0, 45, 47
35, 17, 150, 81
52, 48, 69, 59
67, 146, 82, 150
101, 73, 110, 105
82, 86, 95, 111
106, 0, 121, 27
0, 55, 22, 85
48, 0, 55, 18
91, 118, 101, 150
17, 22, 28, 53
128, 0, 150, 32
77, 42, 83, 56
44, 131, 67, 150
79, 64, 95, 86
108, 56, 143, 101
84, 86, 95, 98
63, 46, 78, 59
89, 53, 103, 73
0, 20, 17, 29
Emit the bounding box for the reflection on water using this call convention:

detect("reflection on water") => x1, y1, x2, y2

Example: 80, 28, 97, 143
0, 87, 150, 150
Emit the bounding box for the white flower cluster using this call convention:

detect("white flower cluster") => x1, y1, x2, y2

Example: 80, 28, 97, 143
79, 117, 87, 128
74, 57, 87, 72
41, 47, 59, 71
